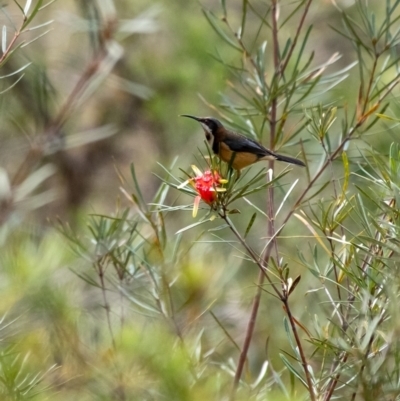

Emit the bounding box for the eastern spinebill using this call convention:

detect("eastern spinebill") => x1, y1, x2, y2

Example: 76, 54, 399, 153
181, 115, 305, 171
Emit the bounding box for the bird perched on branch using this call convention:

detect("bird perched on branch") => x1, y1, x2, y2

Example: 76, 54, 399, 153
181, 115, 305, 171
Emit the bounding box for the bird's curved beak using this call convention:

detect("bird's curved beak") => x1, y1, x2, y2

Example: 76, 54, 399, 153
181, 114, 213, 138
180, 114, 201, 121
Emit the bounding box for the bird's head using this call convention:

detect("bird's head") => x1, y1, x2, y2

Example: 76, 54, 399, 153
181, 115, 223, 141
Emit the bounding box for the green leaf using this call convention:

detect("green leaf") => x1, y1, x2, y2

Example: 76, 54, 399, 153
210, 310, 241, 352
208, 224, 229, 231
176, 218, 215, 234
0, 72, 25, 94
123, 291, 161, 314
202, 9, 241, 51
220, 0, 227, 18
242, 197, 268, 217
341, 151, 349, 196
283, 317, 297, 356
70, 269, 101, 288
293, 25, 313, 75
288, 275, 301, 296
22, 0, 45, 29
2, 25, 7, 54
301, 181, 330, 204
13, 0, 25, 15
240, 0, 248, 39
130, 163, 148, 213
20, 28, 52, 48
276, 179, 298, 217
244, 212, 256, 239
0, 62, 31, 79
279, 353, 307, 388
376, 113, 400, 122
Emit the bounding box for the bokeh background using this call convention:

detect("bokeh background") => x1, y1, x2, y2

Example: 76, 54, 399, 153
0, 0, 397, 400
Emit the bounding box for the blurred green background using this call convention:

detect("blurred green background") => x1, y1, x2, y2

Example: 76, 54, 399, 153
0, 0, 397, 400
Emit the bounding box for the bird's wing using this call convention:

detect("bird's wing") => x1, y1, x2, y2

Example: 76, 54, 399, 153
223, 133, 274, 157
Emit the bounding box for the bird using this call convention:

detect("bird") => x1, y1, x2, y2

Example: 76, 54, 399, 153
181, 115, 305, 171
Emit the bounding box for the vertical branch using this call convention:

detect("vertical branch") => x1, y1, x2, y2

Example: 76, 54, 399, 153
231, 270, 264, 397
230, 1, 282, 395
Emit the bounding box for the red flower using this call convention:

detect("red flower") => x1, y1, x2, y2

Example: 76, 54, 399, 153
179, 166, 227, 217
193, 170, 222, 204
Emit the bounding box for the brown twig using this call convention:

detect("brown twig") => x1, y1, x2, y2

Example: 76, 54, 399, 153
283, 297, 315, 398
231, 270, 264, 398
220, 213, 280, 295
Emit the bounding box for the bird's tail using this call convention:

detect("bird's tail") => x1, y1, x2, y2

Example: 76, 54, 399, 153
273, 152, 306, 167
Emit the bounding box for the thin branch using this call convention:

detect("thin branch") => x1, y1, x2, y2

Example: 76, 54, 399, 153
283, 297, 316, 398
220, 213, 281, 296
230, 270, 264, 399
0, 14, 26, 65
361, 55, 378, 115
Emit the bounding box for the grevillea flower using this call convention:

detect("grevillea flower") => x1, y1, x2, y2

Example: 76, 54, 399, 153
179, 166, 227, 217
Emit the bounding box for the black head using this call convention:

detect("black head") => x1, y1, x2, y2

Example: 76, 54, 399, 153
181, 115, 224, 137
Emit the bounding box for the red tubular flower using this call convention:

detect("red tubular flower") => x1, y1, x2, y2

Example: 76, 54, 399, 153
194, 170, 222, 205
179, 166, 227, 217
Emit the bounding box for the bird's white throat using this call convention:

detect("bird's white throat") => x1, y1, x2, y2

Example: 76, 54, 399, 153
201, 123, 214, 145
